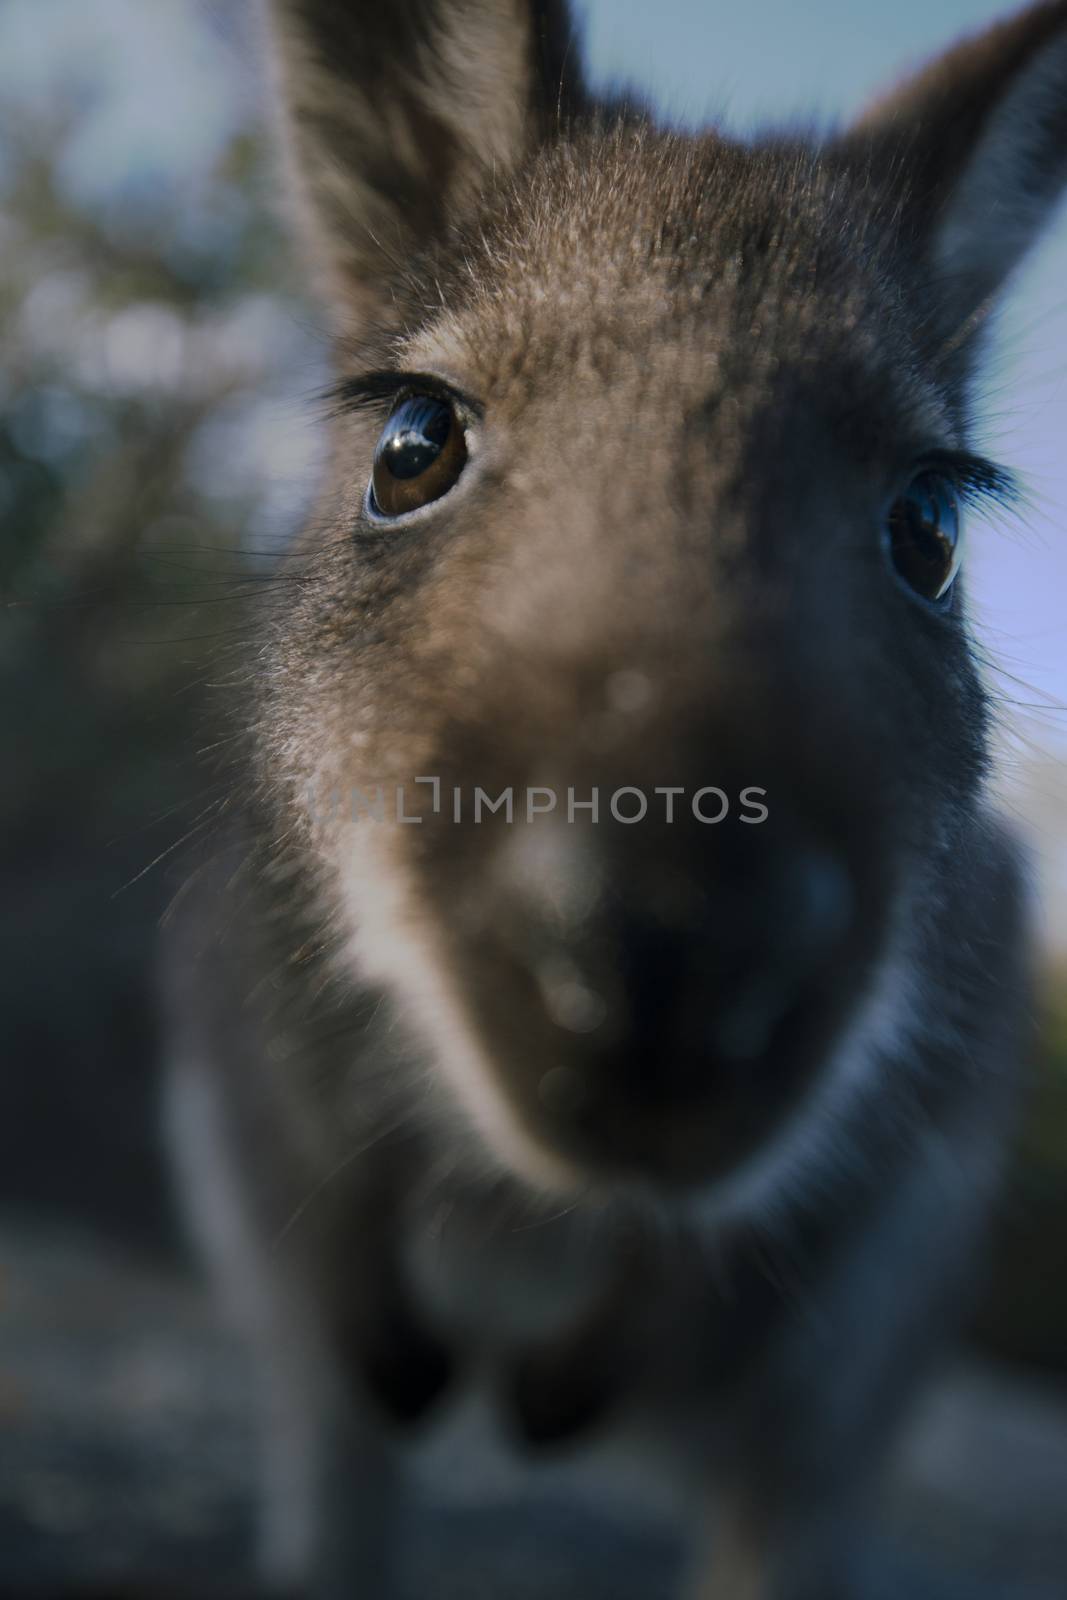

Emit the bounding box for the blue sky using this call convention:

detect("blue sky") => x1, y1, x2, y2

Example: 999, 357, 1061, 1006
578, 0, 1067, 751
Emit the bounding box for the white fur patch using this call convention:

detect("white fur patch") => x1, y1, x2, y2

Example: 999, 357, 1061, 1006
337, 821, 584, 1195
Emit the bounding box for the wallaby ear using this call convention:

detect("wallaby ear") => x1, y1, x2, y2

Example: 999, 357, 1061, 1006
845, 0, 1067, 337
266, 0, 584, 329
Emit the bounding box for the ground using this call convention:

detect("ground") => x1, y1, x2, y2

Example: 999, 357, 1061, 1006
1, 1223, 1066, 1599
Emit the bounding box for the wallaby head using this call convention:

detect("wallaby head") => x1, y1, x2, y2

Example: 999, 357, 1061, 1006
260, 1, 1067, 1197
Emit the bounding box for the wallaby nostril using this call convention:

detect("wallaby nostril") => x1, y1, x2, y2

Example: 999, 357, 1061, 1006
785, 846, 854, 954
710, 844, 854, 1061
712, 984, 782, 1063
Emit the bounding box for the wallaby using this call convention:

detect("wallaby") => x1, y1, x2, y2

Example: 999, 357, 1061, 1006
163, 2, 1067, 1596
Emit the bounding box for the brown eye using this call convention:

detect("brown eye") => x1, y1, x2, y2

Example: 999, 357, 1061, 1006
885, 472, 963, 605
370, 394, 467, 517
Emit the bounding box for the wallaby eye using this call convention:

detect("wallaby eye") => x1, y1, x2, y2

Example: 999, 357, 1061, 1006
885, 472, 963, 605
370, 394, 467, 517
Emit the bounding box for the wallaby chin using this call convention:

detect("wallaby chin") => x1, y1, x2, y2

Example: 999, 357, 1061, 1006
163, 1, 1062, 1595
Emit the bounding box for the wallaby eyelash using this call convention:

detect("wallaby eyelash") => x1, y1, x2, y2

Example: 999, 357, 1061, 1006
917, 449, 1019, 512
329, 371, 485, 423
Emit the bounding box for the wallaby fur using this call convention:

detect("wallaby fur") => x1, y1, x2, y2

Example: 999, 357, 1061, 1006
163, 3, 1067, 1596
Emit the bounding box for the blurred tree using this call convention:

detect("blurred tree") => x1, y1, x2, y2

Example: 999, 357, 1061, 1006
0, 0, 322, 1251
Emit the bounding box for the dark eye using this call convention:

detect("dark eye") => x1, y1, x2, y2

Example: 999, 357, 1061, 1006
885, 472, 963, 606
370, 394, 467, 517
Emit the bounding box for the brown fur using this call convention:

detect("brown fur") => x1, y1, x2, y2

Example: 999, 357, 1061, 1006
164, 4, 1067, 1595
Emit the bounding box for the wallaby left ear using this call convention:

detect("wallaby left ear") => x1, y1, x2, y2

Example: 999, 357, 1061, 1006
265, 0, 585, 331
844, 0, 1067, 331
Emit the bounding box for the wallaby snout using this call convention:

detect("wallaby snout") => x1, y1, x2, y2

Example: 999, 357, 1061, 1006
405, 699, 881, 1186
498, 825, 857, 1184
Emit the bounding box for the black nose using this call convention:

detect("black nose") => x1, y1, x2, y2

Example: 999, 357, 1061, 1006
540, 838, 854, 1141
702, 842, 853, 1063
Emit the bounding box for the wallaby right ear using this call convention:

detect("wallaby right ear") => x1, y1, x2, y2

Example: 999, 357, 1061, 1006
266, 1, 584, 329
844, 0, 1067, 345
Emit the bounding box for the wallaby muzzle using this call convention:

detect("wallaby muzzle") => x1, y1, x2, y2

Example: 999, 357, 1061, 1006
403, 679, 898, 1188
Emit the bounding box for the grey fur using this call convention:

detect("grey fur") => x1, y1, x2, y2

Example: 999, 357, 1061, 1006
163, 3, 1066, 1595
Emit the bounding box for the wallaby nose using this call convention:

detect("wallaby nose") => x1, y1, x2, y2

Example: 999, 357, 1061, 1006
700, 842, 854, 1064
536, 838, 855, 1171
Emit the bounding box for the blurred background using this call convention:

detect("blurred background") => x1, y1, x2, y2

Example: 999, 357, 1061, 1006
1, 2, 1065, 1595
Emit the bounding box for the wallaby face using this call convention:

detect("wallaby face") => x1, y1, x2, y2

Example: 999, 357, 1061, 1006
166, 4, 1065, 1597
260, 1, 1060, 1198
269, 134, 985, 1192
